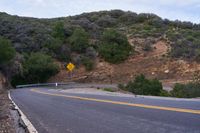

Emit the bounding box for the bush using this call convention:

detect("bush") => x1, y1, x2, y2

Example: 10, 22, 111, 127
85, 47, 97, 59
159, 90, 170, 97
99, 29, 132, 64
81, 57, 94, 71
45, 38, 71, 62
167, 29, 200, 60
45, 38, 62, 52
125, 74, 163, 96
170, 83, 200, 98
118, 83, 126, 90
119, 12, 137, 24
96, 15, 117, 27
0, 37, 16, 64
52, 22, 65, 42
11, 53, 59, 86
57, 45, 71, 62
69, 27, 89, 53
103, 88, 115, 92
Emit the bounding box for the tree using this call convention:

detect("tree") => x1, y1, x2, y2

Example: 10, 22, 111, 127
99, 29, 132, 64
69, 27, 89, 53
0, 37, 16, 65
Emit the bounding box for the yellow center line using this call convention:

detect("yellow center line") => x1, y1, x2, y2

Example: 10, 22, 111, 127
31, 89, 200, 115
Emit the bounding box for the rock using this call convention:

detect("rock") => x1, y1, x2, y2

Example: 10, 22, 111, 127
164, 70, 169, 73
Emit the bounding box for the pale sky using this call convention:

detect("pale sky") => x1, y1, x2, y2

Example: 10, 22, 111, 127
0, 0, 199, 23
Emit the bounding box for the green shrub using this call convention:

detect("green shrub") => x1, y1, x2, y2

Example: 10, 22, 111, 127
24, 53, 59, 83
99, 29, 132, 64
52, 22, 65, 42
103, 88, 115, 92
170, 83, 200, 98
69, 27, 89, 53
118, 83, 126, 90
0, 37, 16, 64
167, 29, 200, 60
170, 83, 187, 98
11, 53, 59, 86
159, 90, 170, 97
11, 74, 27, 87
45, 38, 62, 53
82, 57, 94, 71
125, 74, 163, 96
195, 49, 200, 62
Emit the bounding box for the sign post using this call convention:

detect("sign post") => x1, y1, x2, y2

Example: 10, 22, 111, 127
66, 62, 75, 79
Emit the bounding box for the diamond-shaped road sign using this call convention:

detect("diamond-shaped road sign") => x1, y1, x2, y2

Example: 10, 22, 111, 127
66, 62, 75, 71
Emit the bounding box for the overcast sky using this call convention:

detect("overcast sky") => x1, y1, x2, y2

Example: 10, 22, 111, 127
0, 0, 199, 23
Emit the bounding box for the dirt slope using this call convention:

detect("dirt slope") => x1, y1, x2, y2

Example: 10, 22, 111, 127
49, 39, 200, 86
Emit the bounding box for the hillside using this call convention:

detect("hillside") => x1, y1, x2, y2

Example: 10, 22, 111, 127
0, 10, 200, 86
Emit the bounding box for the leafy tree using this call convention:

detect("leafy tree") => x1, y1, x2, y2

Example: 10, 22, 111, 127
99, 29, 132, 64
0, 37, 16, 64
69, 27, 89, 53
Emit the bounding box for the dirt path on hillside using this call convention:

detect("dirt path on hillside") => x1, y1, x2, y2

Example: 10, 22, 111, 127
128, 40, 169, 63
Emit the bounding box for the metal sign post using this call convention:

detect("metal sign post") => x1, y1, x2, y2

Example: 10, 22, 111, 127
66, 62, 75, 79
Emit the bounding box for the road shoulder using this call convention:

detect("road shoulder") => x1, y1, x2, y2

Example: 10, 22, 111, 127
0, 90, 15, 133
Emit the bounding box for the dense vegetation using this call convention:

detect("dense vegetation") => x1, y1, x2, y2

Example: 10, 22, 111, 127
166, 29, 200, 60
0, 37, 16, 65
69, 27, 89, 53
99, 29, 132, 63
170, 72, 200, 98
0, 10, 200, 86
170, 83, 200, 98
11, 53, 59, 86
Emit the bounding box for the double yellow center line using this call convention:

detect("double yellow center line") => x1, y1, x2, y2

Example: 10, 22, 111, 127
31, 89, 200, 115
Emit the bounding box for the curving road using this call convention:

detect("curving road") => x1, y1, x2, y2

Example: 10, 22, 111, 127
10, 87, 200, 133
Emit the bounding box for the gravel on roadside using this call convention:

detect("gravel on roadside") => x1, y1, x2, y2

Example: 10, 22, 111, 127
0, 91, 15, 133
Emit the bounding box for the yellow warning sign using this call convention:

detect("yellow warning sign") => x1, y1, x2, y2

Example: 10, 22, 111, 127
67, 62, 75, 71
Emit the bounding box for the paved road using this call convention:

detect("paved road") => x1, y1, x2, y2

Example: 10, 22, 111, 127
11, 88, 200, 133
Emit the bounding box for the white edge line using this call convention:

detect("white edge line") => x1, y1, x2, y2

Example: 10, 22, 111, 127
8, 91, 38, 133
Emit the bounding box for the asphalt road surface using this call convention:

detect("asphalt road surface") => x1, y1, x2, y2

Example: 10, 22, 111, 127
10, 88, 200, 133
